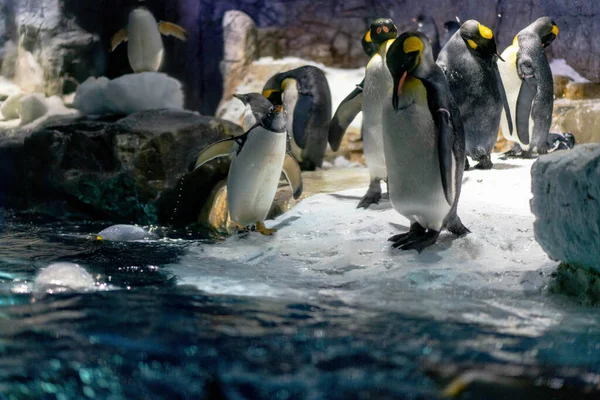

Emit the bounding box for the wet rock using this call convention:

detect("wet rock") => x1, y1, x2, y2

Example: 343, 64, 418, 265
0, 109, 243, 225
220, 11, 258, 110
531, 144, 600, 275
553, 75, 571, 99
552, 99, 600, 143
564, 82, 600, 100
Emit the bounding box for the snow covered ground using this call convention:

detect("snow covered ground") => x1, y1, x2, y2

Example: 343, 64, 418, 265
169, 155, 600, 337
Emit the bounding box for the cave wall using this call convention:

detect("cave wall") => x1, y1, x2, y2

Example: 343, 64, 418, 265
0, 0, 598, 116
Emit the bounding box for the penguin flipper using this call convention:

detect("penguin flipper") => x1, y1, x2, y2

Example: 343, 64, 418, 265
436, 108, 457, 206
495, 67, 513, 136
515, 77, 537, 146
292, 94, 314, 149
282, 154, 303, 199
194, 139, 235, 169
328, 82, 364, 152
110, 28, 128, 52
158, 21, 188, 41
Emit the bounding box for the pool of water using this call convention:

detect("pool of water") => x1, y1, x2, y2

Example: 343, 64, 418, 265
1, 211, 599, 399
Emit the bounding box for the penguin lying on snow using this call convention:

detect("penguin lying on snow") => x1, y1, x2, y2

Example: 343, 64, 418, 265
437, 20, 507, 170
329, 18, 398, 209
498, 17, 571, 156
194, 105, 303, 235
111, 1, 188, 73
383, 32, 470, 252
262, 66, 332, 171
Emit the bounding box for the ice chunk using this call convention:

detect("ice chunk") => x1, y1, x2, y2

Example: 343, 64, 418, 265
18, 93, 49, 125
73, 72, 185, 116
531, 144, 600, 273
96, 224, 156, 242
0, 92, 25, 120
34, 262, 96, 293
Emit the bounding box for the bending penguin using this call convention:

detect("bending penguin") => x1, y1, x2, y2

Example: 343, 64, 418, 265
497, 17, 566, 155
194, 106, 303, 235
437, 20, 506, 169
262, 66, 332, 171
232, 92, 273, 131
382, 31, 470, 252
111, 0, 188, 73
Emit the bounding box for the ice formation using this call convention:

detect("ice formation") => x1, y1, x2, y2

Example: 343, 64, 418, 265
96, 224, 156, 242
33, 262, 96, 293
531, 144, 600, 273
73, 72, 185, 116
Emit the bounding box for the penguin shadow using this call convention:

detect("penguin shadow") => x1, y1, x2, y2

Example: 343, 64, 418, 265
328, 193, 393, 210
489, 163, 522, 170
270, 215, 302, 231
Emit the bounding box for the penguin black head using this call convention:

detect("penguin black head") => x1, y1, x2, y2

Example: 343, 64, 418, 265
260, 105, 287, 133
415, 14, 435, 28
459, 20, 502, 61
262, 75, 283, 105
530, 17, 559, 47
233, 93, 271, 109
385, 32, 435, 110
361, 30, 378, 57
444, 21, 461, 35
369, 18, 398, 46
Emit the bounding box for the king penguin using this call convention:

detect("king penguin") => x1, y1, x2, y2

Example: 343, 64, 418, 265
437, 20, 506, 169
497, 17, 562, 155
262, 66, 332, 171
111, 0, 188, 73
416, 14, 441, 59
232, 92, 273, 131
382, 31, 470, 252
194, 106, 303, 235
441, 20, 461, 50
329, 18, 398, 209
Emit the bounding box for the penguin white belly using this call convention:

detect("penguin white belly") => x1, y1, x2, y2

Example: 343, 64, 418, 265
362, 52, 391, 180
382, 101, 451, 231
127, 9, 164, 73
498, 45, 534, 150
227, 127, 287, 226
282, 80, 303, 161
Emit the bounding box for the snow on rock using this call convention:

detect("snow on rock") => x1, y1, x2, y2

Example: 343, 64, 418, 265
18, 93, 49, 125
74, 73, 185, 116
550, 59, 589, 83
531, 144, 600, 273
34, 262, 96, 294
170, 156, 568, 334
0, 77, 22, 100
0, 92, 25, 120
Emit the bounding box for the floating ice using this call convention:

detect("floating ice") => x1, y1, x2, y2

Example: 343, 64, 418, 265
96, 224, 156, 242
73, 72, 185, 116
34, 262, 96, 293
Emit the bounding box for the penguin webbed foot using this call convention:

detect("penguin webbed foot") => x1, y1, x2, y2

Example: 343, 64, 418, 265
388, 222, 426, 247
447, 217, 471, 237
500, 144, 523, 159
473, 154, 493, 170
390, 227, 440, 253
254, 221, 277, 236
357, 179, 382, 209
464, 158, 471, 171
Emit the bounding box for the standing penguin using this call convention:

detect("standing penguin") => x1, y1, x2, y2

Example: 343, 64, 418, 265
232, 93, 273, 131
328, 28, 384, 154
416, 14, 441, 59
441, 20, 461, 50
194, 106, 303, 235
383, 32, 470, 252
497, 17, 561, 155
262, 66, 332, 171
437, 20, 506, 169
111, 0, 188, 73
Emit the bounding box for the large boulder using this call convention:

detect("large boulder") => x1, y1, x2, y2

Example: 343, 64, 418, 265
531, 144, 600, 273
0, 109, 243, 225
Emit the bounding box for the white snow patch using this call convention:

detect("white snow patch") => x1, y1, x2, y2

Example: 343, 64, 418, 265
550, 59, 589, 83
169, 156, 582, 336
73, 72, 185, 116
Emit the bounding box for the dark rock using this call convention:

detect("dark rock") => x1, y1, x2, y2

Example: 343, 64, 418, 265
0, 109, 243, 225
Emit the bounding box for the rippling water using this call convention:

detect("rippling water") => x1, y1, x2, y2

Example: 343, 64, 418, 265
1, 211, 599, 399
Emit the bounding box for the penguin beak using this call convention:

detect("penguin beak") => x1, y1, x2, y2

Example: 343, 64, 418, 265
392, 71, 408, 111
233, 94, 245, 103
496, 52, 505, 62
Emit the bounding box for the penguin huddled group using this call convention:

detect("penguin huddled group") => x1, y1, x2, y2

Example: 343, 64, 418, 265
192, 14, 573, 253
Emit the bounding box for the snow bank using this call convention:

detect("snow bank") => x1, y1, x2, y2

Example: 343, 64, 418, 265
550, 59, 589, 83
531, 144, 600, 273
73, 72, 185, 116
169, 156, 569, 334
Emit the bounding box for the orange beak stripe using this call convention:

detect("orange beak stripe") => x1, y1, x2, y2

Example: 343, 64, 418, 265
376, 26, 382, 34
398, 71, 408, 96
383, 26, 389, 33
